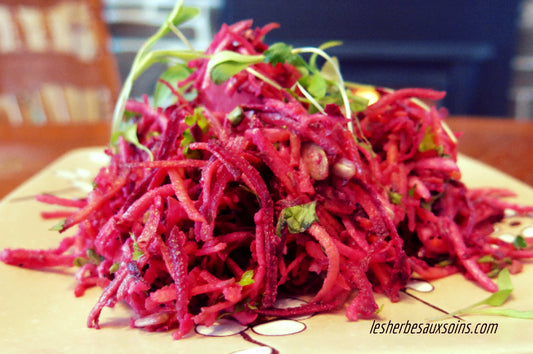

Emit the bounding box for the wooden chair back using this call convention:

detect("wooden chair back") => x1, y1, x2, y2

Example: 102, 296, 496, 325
0, 0, 120, 125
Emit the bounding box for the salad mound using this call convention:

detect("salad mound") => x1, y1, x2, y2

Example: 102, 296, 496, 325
1, 2, 533, 340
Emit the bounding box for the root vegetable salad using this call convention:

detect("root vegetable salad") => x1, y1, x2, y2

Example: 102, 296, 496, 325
2, 1, 533, 339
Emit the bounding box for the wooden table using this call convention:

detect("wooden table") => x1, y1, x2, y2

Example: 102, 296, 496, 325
1, 117, 532, 199
0, 123, 111, 199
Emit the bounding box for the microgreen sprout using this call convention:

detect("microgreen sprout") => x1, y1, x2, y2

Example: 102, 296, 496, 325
429, 269, 533, 321
205, 41, 372, 134
111, 0, 204, 133
110, 0, 373, 152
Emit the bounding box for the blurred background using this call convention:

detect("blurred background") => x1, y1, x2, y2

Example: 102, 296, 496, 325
3, 0, 533, 123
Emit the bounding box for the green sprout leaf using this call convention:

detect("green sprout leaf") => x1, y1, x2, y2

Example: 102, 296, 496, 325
374, 303, 385, 315
238, 269, 255, 286
465, 308, 533, 319
347, 91, 370, 113
180, 107, 209, 157
299, 74, 327, 99
264, 42, 307, 68
168, 6, 199, 27
74, 249, 104, 267
130, 234, 144, 261
211, 61, 252, 85
184, 107, 209, 132
180, 130, 195, 152
481, 268, 513, 307
73, 257, 89, 267
153, 63, 192, 108
50, 219, 65, 232
429, 268, 533, 320
276, 201, 319, 236
309, 40, 343, 70
263, 42, 293, 65
418, 127, 444, 155
513, 235, 528, 250
207, 51, 263, 85
318, 53, 340, 82
418, 127, 437, 152
109, 262, 120, 274
86, 248, 104, 265
436, 259, 454, 267
112, 0, 203, 133
227, 106, 244, 126
388, 190, 403, 205
111, 121, 154, 161
477, 254, 495, 264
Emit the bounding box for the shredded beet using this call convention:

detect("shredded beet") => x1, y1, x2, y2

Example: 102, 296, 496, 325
1, 18, 533, 340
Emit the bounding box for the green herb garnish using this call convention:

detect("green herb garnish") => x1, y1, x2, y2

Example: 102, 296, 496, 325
477, 255, 495, 263
50, 219, 65, 232
227, 106, 244, 126
513, 235, 528, 250
73, 257, 89, 267
86, 248, 104, 265
130, 234, 144, 261
238, 269, 255, 286
109, 262, 120, 274
388, 190, 403, 205
276, 201, 319, 236
73, 248, 104, 267
180, 107, 209, 157
418, 127, 444, 155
